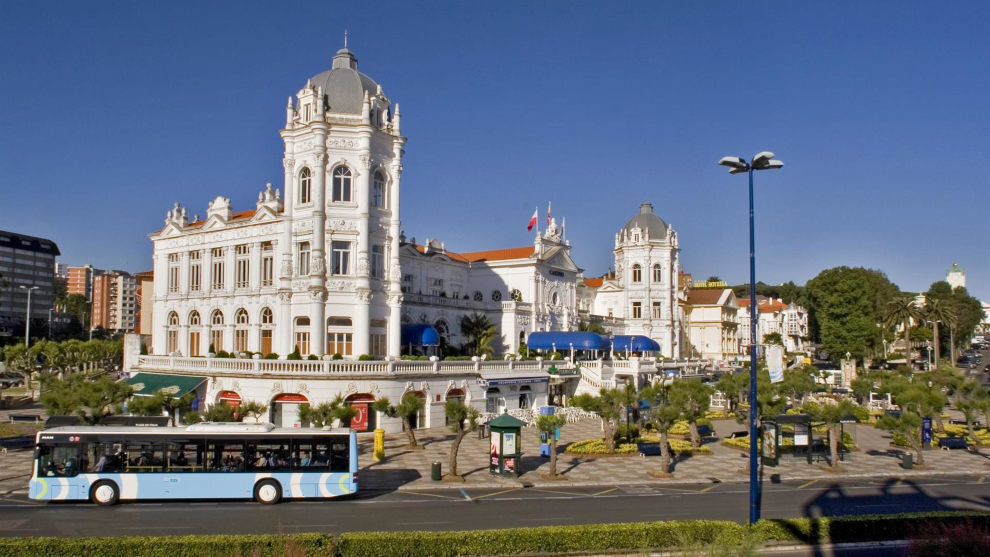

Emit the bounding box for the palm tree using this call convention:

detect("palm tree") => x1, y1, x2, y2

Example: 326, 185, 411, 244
460, 313, 494, 356
239, 400, 269, 423
884, 296, 919, 365
924, 298, 956, 365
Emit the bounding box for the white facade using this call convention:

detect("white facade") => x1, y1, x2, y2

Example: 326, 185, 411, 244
150, 48, 404, 360
738, 297, 809, 354
946, 263, 966, 290
582, 203, 682, 358
683, 288, 739, 362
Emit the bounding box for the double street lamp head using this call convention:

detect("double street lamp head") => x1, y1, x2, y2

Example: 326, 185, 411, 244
718, 152, 784, 174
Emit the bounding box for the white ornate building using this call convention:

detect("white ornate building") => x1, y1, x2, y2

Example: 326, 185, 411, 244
137, 49, 698, 431
580, 203, 682, 358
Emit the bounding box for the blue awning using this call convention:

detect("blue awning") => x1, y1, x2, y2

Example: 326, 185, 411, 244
527, 331, 609, 351
612, 335, 661, 352
401, 324, 440, 346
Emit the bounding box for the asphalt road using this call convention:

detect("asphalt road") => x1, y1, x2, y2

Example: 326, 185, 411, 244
0, 474, 987, 538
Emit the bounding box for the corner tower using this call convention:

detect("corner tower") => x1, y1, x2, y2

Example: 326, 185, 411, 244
279, 47, 406, 358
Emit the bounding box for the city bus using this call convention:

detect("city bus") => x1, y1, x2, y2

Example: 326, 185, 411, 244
29, 422, 358, 505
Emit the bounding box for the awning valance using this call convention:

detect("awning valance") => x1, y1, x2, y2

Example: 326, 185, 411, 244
401, 324, 440, 346
611, 335, 661, 352
526, 331, 609, 350
127, 373, 205, 398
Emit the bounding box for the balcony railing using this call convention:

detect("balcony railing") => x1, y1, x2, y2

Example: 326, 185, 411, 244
133, 354, 576, 378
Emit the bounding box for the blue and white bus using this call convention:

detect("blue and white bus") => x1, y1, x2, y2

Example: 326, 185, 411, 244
29, 422, 358, 505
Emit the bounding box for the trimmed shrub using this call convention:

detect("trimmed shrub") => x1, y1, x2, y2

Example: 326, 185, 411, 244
613, 423, 640, 442
307, 354, 319, 361
357, 354, 374, 361
0, 533, 336, 557
565, 439, 638, 455
263, 352, 279, 360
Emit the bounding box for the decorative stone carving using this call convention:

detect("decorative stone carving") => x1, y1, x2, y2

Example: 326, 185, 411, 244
277, 291, 292, 303
327, 138, 357, 149
327, 219, 356, 232
310, 289, 327, 302
369, 383, 380, 395
283, 157, 295, 172
298, 383, 309, 394
359, 155, 371, 169
354, 288, 372, 303
314, 152, 327, 167
356, 256, 368, 276
327, 279, 354, 291
293, 220, 314, 233
388, 293, 404, 306
345, 383, 358, 396
271, 382, 283, 394
311, 253, 326, 275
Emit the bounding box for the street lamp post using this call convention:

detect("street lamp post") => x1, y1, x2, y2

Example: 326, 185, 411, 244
18, 285, 39, 348
718, 151, 783, 525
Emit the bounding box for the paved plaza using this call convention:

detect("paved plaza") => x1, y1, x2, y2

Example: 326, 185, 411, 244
2, 404, 988, 501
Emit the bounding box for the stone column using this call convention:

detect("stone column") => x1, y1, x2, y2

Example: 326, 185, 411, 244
352, 154, 372, 357
202, 248, 213, 296
278, 156, 295, 356
251, 242, 262, 292
386, 144, 405, 358
309, 152, 328, 356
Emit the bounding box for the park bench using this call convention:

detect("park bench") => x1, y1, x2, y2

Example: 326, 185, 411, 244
948, 419, 982, 427
8, 414, 41, 424
938, 437, 971, 451
637, 442, 673, 457
0, 435, 35, 453
728, 430, 748, 439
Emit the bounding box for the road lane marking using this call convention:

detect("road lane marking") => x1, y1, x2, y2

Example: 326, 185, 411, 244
592, 487, 617, 496
473, 488, 520, 500
894, 478, 904, 487
698, 485, 717, 493
458, 488, 471, 501
798, 479, 818, 489
979, 476, 985, 484
403, 491, 461, 500
528, 488, 588, 497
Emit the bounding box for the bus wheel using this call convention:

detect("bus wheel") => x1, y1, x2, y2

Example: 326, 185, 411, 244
90, 481, 120, 506
254, 479, 282, 505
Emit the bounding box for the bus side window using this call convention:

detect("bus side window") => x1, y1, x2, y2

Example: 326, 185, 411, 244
330, 440, 349, 473
38, 444, 84, 477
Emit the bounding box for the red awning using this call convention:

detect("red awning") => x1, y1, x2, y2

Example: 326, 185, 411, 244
218, 391, 241, 401
272, 393, 308, 403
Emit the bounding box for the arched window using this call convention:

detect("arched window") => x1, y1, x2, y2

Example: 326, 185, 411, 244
259, 307, 274, 356
166, 312, 179, 353
632, 264, 642, 283
294, 316, 311, 356
235, 308, 249, 325
299, 167, 312, 204
652, 264, 662, 283
188, 311, 202, 357
491, 290, 502, 302
473, 291, 483, 302
511, 288, 522, 302
209, 310, 224, 354
373, 171, 387, 209
211, 310, 224, 325
234, 309, 250, 352
332, 166, 352, 202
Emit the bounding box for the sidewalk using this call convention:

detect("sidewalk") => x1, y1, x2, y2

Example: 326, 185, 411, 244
0, 405, 988, 499
360, 416, 990, 491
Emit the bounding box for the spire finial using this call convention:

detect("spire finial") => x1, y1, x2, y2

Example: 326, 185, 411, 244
344, 29, 349, 49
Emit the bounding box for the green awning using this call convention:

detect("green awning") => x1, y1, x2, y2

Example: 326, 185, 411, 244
127, 373, 205, 397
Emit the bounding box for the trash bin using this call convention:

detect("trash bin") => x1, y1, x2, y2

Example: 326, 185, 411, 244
431, 461, 442, 481
902, 453, 913, 469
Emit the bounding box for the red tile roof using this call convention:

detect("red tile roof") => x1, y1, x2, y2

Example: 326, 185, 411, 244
583, 277, 604, 288
686, 289, 726, 305
457, 246, 534, 262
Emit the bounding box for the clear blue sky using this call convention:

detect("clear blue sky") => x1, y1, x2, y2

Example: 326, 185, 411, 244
2, 1, 987, 300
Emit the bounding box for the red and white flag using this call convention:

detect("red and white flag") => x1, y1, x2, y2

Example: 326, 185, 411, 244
546, 202, 552, 226
527, 208, 538, 231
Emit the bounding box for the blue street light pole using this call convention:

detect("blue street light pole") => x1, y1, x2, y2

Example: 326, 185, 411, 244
718, 151, 783, 525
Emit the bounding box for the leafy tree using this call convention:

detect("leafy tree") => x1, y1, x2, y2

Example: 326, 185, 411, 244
379, 392, 425, 448
460, 313, 495, 356
638, 382, 682, 474
194, 403, 236, 423
40, 374, 131, 424
923, 297, 954, 364
2, 344, 35, 388
763, 332, 783, 346
778, 365, 817, 407
444, 400, 480, 477
926, 281, 983, 363
571, 385, 636, 454
577, 320, 607, 335
803, 399, 860, 468
239, 400, 269, 423
64, 294, 89, 330
535, 414, 566, 478
805, 267, 899, 361
298, 395, 357, 429
669, 379, 712, 447
955, 380, 988, 446
715, 371, 748, 417
127, 390, 196, 425
878, 377, 946, 465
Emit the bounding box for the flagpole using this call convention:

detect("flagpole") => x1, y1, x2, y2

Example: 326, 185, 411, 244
535, 206, 540, 234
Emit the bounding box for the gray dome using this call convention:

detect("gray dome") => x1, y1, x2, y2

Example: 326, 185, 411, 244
307, 49, 382, 115
622, 202, 668, 237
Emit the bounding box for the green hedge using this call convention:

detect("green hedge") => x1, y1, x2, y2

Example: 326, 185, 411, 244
0, 533, 335, 557
2, 512, 988, 556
